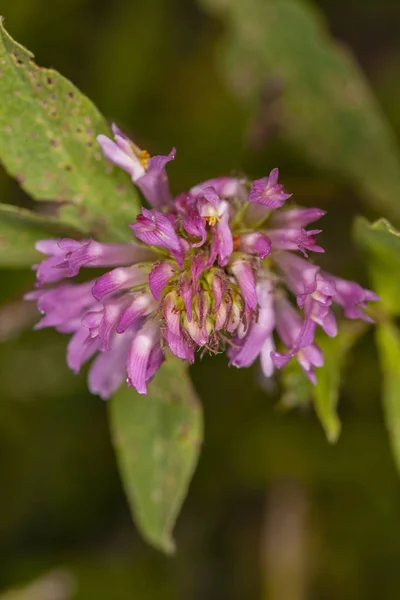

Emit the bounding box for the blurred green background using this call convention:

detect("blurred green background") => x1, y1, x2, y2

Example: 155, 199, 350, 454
1, 0, 400, 598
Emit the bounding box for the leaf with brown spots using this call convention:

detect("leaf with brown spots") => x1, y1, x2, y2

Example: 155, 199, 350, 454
109, 357, 203, 553
0, 20, 140, 241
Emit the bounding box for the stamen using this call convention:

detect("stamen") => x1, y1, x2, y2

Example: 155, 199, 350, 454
138, 149, 150, 170
204, 215, 220, 227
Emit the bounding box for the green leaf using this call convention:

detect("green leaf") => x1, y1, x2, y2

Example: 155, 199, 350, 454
0, 203, 80, 268
376, 321, 400, 472
281, 323, 366, 442
354, 217, 400, 316
0, 19, 140, 241
109, 358, 203, 553
312, 323, 366, 443
200, 0, 400, 220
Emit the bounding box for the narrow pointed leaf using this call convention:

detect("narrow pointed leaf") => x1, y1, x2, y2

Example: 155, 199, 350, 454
109, 358, 203, 553
0, 203, 80, 268
200, 0, 400, 220
312, 324, 366, 443
281, 324, 366, 442
376, 322, 400, 473
0, 20, 140, 241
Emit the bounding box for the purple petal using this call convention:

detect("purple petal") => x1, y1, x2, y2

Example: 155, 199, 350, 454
191, 254, 207, 292
240, 232, 271, 259
88, 332, 134, 400
32, 282, 97, 331
146, 345, 165, 383
268, 228, 324, 256
211, 271, 225, 312
35, 239, 65, 255
230, 260, 257, 310
179, 277, 193, 322
92, 266, 147, 301
97, 134, 145, 180
97, 299, 129, 351
270, 208, 326, 229
271, 351, 291, 369
260, 335, 275, 377
149, 261, 176, 300
60, 239, 154, 277
116, 293, 155, 333
33, 255, 69, 286
67, 327, 99, 373
274, 252, 320, 299
162, 292, 181, 335
136, 148, 176, 209
215, 294, 232, 331
213, 205, 233, 267
331, 276, 379, 322
248, 169, 292, 209
229, 277, 274, 367
191, 177, 245, 199
130, 208, 183, 260
274, 294, 303, 348
164, 329, 195, 363
183, 211, 207, 247
184, 317, 209, 346
126, 321, 161, 394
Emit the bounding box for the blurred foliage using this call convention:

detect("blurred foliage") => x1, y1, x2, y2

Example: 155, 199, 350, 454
200, 0, 400, 222
0, 0, 400, 598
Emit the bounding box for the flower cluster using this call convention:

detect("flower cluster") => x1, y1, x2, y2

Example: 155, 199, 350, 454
26, 125, 378, 398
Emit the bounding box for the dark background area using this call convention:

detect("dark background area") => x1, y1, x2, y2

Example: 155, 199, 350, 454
0, 0, 400, 598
